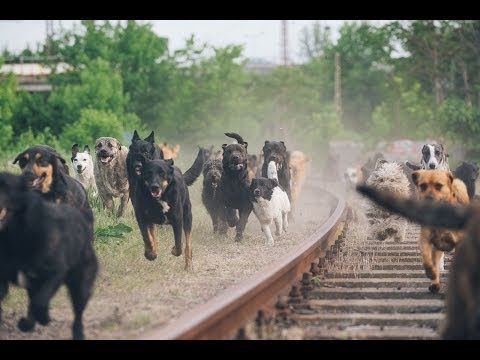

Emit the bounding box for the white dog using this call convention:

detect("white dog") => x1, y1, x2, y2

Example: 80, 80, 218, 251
250, 161, 291, 246
71, 143, 97, 196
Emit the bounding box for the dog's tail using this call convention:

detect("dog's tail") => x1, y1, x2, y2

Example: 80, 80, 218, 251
267, 160, 278, 181
356, 184, 472, 230
183, 147, 207, 186
225, 132, 245, 145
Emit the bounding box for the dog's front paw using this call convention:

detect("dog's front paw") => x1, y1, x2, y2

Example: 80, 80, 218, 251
275, 229, 282, 236
235, 234, 243, 242
171, 246, 182, 257
18, 317, 35, 332
144, 250, 157, 261
266, 238, 274, 246
428, 283, 440, 294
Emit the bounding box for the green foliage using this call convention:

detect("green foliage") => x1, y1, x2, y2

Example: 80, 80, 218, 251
95, 223, 133, 245
0, 72, 17, 149
438, 98, 480, 155
60, 108, 125, 151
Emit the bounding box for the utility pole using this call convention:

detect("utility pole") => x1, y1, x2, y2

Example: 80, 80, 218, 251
45, 20, 54, 56
334, 52, 343, 121
281, 20, 289, 66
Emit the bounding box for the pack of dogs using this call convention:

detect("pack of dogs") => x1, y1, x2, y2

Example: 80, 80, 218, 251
352, 142, 480, 339
4, 133, 478, 339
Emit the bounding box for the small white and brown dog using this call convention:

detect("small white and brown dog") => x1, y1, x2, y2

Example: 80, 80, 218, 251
71, 143, 97, 196
250, 161, 291, 246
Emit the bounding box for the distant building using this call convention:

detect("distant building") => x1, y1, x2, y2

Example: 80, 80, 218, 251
244, 59, 278, 74
0, 61, 69, 92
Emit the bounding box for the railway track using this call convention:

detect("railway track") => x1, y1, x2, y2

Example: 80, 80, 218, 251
139, 185, 450, 340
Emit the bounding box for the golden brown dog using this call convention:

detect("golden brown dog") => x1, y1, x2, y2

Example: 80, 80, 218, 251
289, 150, 310, 206
159, 143, 181, 160
408, 170, 468, 293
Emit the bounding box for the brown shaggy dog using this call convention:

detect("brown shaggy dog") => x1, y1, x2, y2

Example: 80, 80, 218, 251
356, 182, 480, 339
411, 170, 469, 293
289, 150, 310, 206
159, 143, 181, 160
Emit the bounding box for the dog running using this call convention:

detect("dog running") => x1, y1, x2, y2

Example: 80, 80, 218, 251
13, 145, 90, 213
93, 137, 130, 217
0, 172, 98, 340
71, 144, 97, 196
126, 130, 164, 200
131, 148, 206, 270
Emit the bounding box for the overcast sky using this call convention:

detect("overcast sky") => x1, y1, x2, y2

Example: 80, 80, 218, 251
0, 20, 391, 64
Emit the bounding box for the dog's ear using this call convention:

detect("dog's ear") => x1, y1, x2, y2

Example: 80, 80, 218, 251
243, 141, 248, 150
165, 159, 174, 166
222, 144, 227, 151
72, 144, 79, 157
421, 145, 429, 154
145, 131, 155, 143
13, 151, 24, 165
264, 140, 270, 145
132, 130, 140, 143
117, 140, 122, 149
411, 171, 420, 186
374, 159, 387, 170
84, 145, 90, 154
405, 161, 421, 171
447, 171, 454, 185
280, 141, 286, 150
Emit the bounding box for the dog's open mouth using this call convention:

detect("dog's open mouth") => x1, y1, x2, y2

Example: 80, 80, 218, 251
151, 189, 162, 198
230, 163, 244, 171
99, 155, 114, 164
134, 166, 142, 176
76, 168, 86, 174
27, 173, 46, 188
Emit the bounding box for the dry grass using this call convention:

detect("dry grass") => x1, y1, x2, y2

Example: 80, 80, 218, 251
0, 153, 335, 340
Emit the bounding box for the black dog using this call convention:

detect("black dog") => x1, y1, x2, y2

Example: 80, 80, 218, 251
261, 140, 292, 203
126, 130, 164, 199
217, 132, 253, 241
132, 148, 205, 270
453, 161, 479, 200
201, 158, 228, 233
0, 172, 98, 340
13, 145, 91, 214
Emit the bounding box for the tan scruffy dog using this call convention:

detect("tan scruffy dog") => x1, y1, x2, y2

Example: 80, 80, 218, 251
289, 150, 310, 206
411, 170, 469, 293
363, 159, 411, 243
159, 143, 181, 160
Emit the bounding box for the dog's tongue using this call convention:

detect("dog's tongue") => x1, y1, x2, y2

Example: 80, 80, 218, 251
234, 164, 244, 170
100, 156, 110, 164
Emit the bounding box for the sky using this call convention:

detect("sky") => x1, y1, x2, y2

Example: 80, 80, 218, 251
0, 20, 391, 64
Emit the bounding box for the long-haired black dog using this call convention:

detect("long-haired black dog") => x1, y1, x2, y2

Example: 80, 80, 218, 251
126, 130, 164, 199
261, 140, 292, 203
132, 148, 206, 270
217, 132, 253, 241
0, 172, 98, 340
453, 161, 479, 200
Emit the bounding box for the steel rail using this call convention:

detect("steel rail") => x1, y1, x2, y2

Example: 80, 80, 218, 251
140, 186, 346, 340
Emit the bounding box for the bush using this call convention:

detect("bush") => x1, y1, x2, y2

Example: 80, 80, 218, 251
60, 108, 125, 151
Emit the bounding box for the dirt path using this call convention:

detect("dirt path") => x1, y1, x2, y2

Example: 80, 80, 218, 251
0, 171, 339, 340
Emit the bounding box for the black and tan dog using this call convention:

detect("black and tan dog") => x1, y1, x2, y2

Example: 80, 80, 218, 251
217, 132, 253, 241
357, 180, 480, 339
361, 169, 468, 293
126, 130, 164, 199
132, 148, 206, 270
13, 145, 90, 213
0, 172, 98, 340
94, 137, 130, 217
